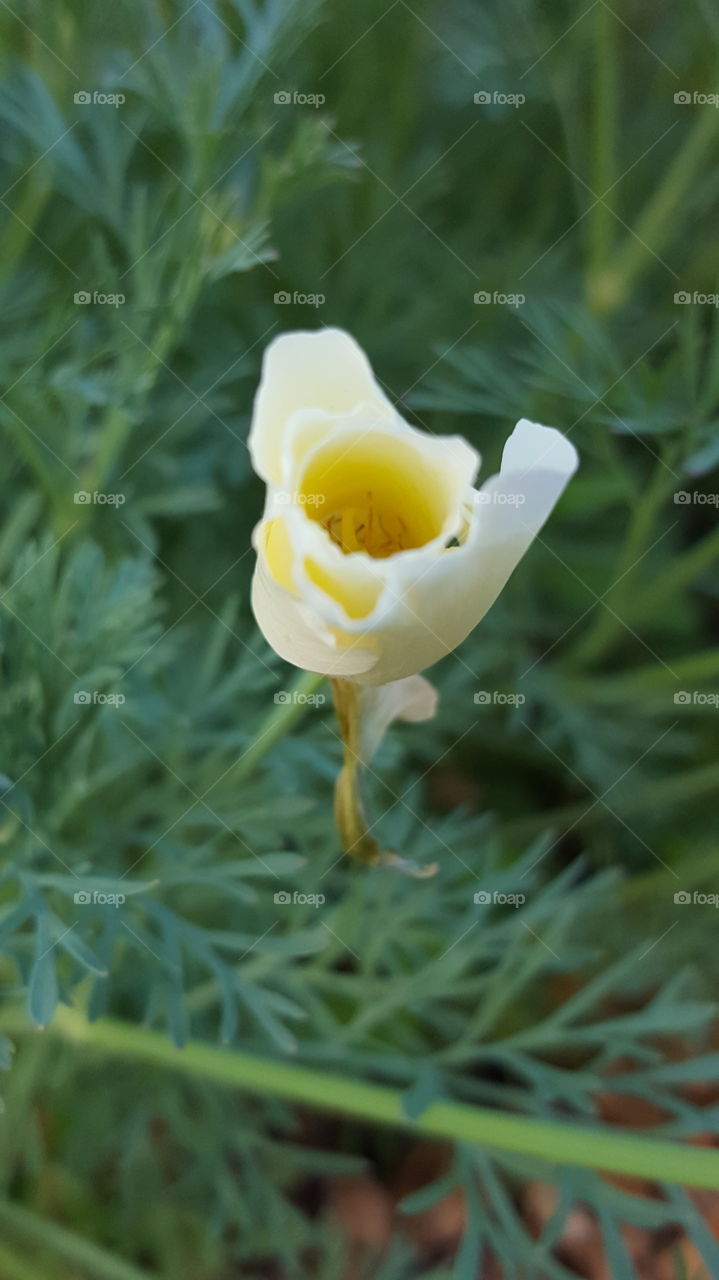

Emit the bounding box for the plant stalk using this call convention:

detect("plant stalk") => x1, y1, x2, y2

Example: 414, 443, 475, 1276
2, 1007, 719, 1190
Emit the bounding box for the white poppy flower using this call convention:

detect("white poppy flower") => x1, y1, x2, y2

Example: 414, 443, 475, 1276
249, 327, 578, 689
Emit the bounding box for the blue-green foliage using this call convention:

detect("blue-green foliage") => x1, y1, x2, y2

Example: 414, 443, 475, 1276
0, 0, 717, 1275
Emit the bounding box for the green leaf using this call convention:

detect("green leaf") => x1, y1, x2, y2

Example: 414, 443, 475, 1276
27, 914, 58, 1028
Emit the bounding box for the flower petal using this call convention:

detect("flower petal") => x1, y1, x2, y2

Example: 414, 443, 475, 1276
344, 419, 578, 683
251, 413, 577, 687
252, 519, 378, 678
358, 674, 438, 764
298, 419, 578, 685
249, 328, 394, 486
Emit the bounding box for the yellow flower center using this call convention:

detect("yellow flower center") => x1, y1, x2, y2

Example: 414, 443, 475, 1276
323, 495, 409, 557
298, 432, 447, 560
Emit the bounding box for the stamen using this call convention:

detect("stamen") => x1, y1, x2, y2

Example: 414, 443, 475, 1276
323, 489, 412, 558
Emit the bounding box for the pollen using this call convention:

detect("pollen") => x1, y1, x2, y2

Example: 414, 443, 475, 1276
324, 492, 410, 558
298, 429, 450, 559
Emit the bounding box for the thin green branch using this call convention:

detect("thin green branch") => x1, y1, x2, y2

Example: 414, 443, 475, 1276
4, 1008, 719, 1190
587, 0, 618, 286
597, 108, 719, 309
232, 668, 326, 784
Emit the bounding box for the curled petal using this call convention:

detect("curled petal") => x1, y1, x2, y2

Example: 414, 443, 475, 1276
249, 328, 394, 486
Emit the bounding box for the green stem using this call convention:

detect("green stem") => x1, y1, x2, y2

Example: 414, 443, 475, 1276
4, 1008, 719, 1190
629, 523, 719, 624
0, 1201, 154, 1280
331, 676, 383, 866
598, 108, 718, 309
570, 649, 719, 702
587, 0, 617, 286
232, 669, 325, 784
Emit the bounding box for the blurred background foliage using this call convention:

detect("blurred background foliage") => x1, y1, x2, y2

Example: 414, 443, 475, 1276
0, 0, 718, 1275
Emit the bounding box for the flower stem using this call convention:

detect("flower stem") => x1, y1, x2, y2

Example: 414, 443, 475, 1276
587, 0, 617, 289
4, 1007, 719, 1190
591, 108, 718, 310
330, 678, 437, 875
331, 677, 383, 865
